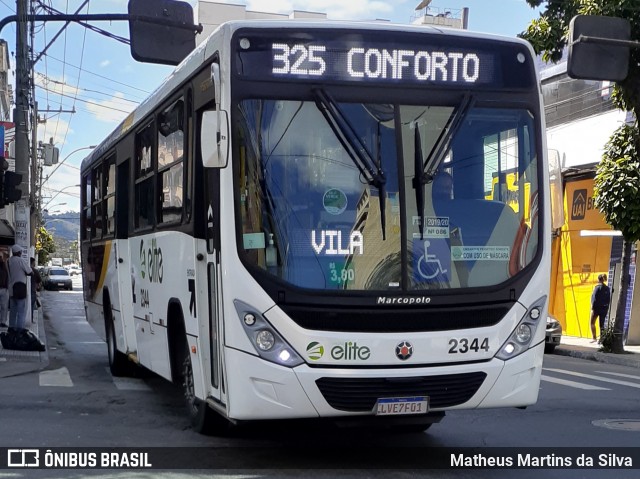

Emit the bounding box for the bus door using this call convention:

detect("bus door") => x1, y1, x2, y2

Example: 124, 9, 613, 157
114, 158, 137, 357
205, 167, 223, 401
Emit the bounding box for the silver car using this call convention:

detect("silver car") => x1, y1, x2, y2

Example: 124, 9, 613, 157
44, 268, 73, 291
545, 315, 562, 353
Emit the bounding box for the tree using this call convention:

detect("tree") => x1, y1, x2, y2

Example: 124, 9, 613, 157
521, 0, 640, 353
594, 126, 640, 353
35, 226, 56, 266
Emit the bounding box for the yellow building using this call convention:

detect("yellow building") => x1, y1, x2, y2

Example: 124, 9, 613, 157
549, 169, 617, 338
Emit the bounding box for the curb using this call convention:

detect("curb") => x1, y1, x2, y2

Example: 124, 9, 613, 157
553, 346, 640, 368
0, 306, 49, 378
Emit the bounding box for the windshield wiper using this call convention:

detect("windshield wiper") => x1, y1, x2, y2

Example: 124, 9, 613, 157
413, 127, 426, 239
412, 93, 475, 239
313, 88, 387, 240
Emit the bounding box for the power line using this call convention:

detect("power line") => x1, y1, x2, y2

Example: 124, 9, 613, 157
36, 86, 134, 113
35, 53, 152, 96
0, 0, 14, 13
35, 72, 140, 105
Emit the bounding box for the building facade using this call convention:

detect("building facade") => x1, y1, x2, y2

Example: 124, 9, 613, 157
541, 55, 639, 345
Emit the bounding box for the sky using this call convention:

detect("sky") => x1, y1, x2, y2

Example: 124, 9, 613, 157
0, 0, 543, 212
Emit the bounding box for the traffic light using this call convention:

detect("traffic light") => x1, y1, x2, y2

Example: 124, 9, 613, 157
2, 171, 22, 206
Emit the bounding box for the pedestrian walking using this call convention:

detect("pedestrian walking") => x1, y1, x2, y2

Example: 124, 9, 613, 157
7, 245, 32, 332
590, 273, 611, 343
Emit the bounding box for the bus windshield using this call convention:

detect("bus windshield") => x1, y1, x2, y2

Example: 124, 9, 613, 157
236, 97, 539, 291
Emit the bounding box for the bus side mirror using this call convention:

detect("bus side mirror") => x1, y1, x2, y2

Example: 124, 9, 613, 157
128, 0, 199, 66
548, 149, 564, 230
567, 15, 630, 81
201, 63, 228, 168
201, 110, 229, 168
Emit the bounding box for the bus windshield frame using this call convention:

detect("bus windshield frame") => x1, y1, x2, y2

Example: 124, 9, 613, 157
230, 28, 544, 298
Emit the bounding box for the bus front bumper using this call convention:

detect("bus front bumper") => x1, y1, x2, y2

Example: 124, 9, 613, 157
223, 343, 544, 421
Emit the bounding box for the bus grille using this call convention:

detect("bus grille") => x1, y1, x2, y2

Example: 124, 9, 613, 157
281, 304, 509, 332
316, 372, 487, 412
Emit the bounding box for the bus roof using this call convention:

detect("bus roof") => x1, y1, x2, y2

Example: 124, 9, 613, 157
80, 20, 535, 172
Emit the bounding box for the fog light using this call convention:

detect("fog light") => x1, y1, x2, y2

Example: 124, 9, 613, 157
515, 324, 532, 344
504, 343, 515, 355
529, 307, 541, 320
256, 330, 275, 351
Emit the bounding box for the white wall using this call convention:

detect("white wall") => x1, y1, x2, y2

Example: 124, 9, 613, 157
195, 1, 327, 45
546, 109, 628, 169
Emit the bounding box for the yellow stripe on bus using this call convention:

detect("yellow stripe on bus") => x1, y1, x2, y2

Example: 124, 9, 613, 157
96, 241, 112, 293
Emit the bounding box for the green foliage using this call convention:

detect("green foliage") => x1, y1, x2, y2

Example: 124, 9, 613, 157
594, 124, 640, 242
521, 1, 640, 241
521, 1, 640, 113
522, 1, 640, 354
598, 321, 616, 353
35, 226, 56, 265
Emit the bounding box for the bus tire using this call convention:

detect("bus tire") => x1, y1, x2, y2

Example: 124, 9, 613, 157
180, 337, 230, 436
105, 305, 132, 377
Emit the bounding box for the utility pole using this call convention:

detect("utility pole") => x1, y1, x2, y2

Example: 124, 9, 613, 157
14, 0, 29, 199
30, 1, 38, 249
13, 0, 31, 256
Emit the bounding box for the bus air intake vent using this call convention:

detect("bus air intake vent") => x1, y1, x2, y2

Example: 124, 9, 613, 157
281, 304, 509, 332
316, 372, 487, 412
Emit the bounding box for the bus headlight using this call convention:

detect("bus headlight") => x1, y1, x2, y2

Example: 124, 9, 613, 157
515, 324, 532, 344
234, 300, 304, 367
496, 296, 546, 361
256, 330, 275, 351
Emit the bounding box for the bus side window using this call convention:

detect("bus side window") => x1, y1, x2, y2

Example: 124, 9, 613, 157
92, 166, 103, 239
134, 122, 156, 230
158, 98, 185, 225
81, 173, 92, 241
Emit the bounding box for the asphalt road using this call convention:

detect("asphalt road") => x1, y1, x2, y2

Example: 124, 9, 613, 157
1, 275, 639, 478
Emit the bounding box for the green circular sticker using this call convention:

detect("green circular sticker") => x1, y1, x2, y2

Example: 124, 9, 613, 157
323, 188, 348, 215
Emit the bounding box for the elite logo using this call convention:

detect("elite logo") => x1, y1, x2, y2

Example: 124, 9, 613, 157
331, 341, 371, 360
395, 341, 414, 360
305, 341, 371, 361
306, 341, 325, 360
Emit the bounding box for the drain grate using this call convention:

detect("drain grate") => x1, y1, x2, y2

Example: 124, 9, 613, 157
592, 419, 640, 431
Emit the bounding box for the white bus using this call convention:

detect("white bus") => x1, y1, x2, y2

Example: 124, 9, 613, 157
80, 20, 550, 434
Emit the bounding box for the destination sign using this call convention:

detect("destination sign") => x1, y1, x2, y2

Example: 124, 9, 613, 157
233, 29, 534, 89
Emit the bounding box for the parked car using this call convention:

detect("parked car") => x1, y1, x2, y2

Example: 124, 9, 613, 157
67, 265, 82, 276
44, 268, 73, 291
545, 314, 562, 353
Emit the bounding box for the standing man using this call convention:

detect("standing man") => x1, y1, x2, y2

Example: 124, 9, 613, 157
0, 250, 9, 327
7, 244, 31, 332
590, 273, 611, 343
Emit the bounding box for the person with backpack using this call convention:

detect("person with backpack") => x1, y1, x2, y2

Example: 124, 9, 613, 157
7, 244, 32, 332
590, 273, 611, 343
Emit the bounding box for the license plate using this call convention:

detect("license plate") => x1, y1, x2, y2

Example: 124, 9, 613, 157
375, 396, 429, 416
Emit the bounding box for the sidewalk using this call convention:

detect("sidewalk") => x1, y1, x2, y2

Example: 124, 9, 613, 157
0, 307, 50, 378
552, 335, 640, 368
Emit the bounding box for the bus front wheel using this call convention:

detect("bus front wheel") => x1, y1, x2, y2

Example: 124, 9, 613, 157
181, 339, 230, 435
105, 316, 132, 377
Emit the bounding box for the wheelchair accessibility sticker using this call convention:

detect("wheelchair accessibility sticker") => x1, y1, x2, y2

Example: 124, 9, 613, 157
413, 239, 451, 282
